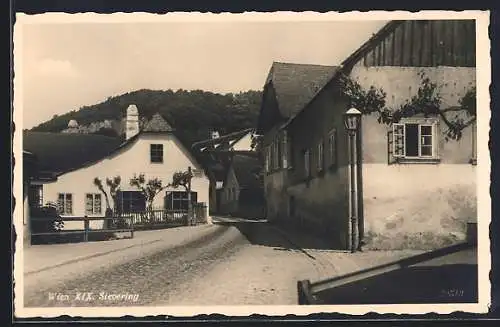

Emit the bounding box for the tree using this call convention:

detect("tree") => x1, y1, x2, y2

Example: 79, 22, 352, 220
93, 176, 121, 216
339, 71, 476, 142
168, 169, 193, 192
168, 167, 195, 225
129, 174, 164, 212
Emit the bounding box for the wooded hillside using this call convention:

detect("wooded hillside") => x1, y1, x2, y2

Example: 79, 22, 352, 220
31, 89, 262, 146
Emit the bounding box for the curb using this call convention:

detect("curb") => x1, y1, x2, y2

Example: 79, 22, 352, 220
269, 225, 317, 260
25, 225, 220, 275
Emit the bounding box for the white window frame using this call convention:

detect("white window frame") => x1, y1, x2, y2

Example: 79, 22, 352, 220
85, 193, 102, 216
287, 133, 293, 169
418, 124, 434, 157
392, 121, 438, 160
317, 141, 324, 171
282, 130, 288, 169
150, 144, 164, 163
304, 149, 311, 178
328, 129, 337, 167
57, 193, 73, 215
265, 146, 271, 173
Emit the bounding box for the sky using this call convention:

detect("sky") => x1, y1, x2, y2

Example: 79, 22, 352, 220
19, 18, 388, 129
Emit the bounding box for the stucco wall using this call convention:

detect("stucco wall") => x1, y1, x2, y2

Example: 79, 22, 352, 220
264, 169, 289, 222
350, 66, 476, 110
354, 66, 477, 249
287, 167, 350, 249
361, 113, 475, 164
220, 167, 239, 215
42, 133, 210, 229
362, 163, 476, 250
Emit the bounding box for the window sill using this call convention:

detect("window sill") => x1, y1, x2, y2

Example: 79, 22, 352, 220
394, 157, 441, 164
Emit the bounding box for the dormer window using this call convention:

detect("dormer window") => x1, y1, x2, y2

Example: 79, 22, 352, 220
150, 144, 164, 163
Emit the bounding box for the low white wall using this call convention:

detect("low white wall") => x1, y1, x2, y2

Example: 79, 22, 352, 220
362, 163, 477, 249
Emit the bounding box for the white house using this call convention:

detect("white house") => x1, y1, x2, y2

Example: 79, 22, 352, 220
24, 105, 211, 230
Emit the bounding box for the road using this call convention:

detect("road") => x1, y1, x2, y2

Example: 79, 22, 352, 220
23, 217, 478, 307
24, 218, 317, 307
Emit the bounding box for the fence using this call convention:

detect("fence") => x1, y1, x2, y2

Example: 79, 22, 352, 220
30, 216, 134, 243
127, 209, 188, 227
297, 234, 477, 304
30, 204, 209, 243
125, 204, 208, 228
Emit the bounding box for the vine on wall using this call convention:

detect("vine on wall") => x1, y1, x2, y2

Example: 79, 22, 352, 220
339, 71, 477, 142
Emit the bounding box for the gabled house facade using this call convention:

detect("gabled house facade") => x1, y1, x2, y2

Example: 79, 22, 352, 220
257, 20, 477, 250
219, 153, 265, 219
24, 105, 211, 230
192, 128, 258, 215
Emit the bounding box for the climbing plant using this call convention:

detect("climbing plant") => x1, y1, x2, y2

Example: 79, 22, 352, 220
339, 70, 476, 142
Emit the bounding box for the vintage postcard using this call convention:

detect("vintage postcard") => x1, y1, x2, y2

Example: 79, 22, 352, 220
13, 10, 491, 318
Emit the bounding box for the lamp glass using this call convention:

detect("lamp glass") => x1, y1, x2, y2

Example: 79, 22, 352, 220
344, 111, 361, 131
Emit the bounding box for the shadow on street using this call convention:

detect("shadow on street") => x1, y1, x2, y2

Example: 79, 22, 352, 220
314, 247, 478, 304
213, 217, 337, 250
213, 218, 301, 251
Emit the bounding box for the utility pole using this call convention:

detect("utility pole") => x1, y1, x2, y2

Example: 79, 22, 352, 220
187, 166, 193, 225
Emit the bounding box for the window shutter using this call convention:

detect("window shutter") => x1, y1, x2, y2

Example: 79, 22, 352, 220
392, 123, 405, 159
387, 129, 396, 165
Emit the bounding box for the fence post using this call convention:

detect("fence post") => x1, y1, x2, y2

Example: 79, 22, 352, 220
130, 215, 134, 239
83, 216, 89, 242
297, 279, 314, 305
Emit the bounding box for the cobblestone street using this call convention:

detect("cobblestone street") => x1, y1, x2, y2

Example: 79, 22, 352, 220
24, 220, 316, 307
23, 218, 431, 307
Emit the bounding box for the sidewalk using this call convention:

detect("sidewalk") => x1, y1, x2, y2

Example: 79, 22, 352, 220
269, 223, 425, 282
24, 224, 216, 275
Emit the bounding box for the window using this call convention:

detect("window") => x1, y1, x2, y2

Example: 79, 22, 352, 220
150, 144, 164, 163
304, 149, 311, 178
317, 141, 324, 171
328, 129, 337, 168
287, 133, 293, 169
118, 191, 145, 213
166, 191, 198, 210
272, 139, 280, 170
265, 146, 271, 173
57, 193, 73, 215
282, 131, 288, 169
28, 185, 43, 208
392, 122, 437, 159
85, 193, 102, 215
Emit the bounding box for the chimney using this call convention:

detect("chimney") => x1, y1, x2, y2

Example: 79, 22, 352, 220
126, 104, 140, 140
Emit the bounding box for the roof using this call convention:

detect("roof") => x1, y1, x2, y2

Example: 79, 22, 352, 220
266, 62, 340, 118
23, 112, 191, 177
340, 21, 401, 69
192, 128, 253, 152
23, 131, 122, 176
282, 21, 400, 129
143, 113, 175, 133
230, 153, 262, 189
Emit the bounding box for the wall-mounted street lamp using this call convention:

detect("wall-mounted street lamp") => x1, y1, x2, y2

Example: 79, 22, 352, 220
344, 108, 362, 135
344, 108, 362, 253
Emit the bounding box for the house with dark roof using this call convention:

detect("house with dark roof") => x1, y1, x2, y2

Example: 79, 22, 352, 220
24, 105, 211, 231
257, 20, 477, 251
219, 153, 265, 219
191, 128, 261, 215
